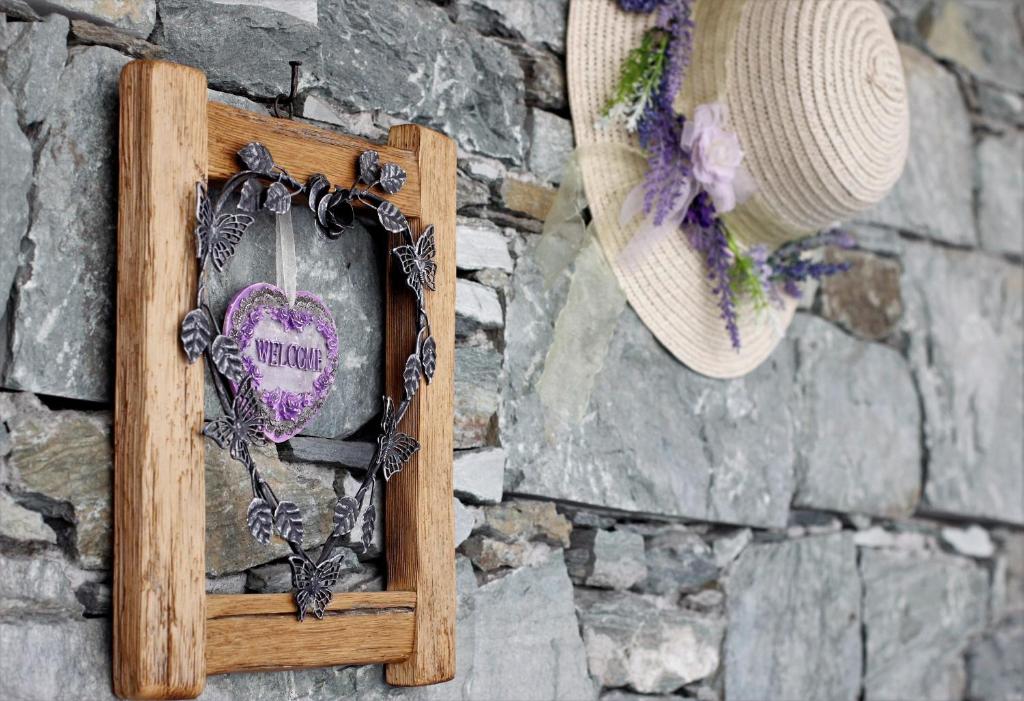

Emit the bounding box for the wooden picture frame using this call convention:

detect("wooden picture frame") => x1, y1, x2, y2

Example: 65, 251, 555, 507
113, 60, 456, 699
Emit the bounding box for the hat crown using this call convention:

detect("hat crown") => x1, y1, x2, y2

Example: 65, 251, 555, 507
679, 0, 909, 246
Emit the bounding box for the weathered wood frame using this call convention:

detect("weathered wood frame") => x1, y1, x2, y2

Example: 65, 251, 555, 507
113, 60, 456, 699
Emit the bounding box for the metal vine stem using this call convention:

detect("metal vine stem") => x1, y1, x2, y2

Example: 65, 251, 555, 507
181, 142, 437, 621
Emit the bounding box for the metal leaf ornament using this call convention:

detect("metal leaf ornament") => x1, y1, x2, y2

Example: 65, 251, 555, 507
378, 163, 407, 194
237, 179, 262, 213
238, 142, 275, 172
289, 554, 344, 621
180, 308, 213, 364
377, 396, 420, 481
393, 225, 437, 294
403, 353, 421, 399
263, 181, 291, 215
358, 150, 381, 183
190, 144, 439, 620
360, 504, 376, 552
211, 334, 245, 383
332, 496, 359, 536
419, 334, 437, 383
274, 501, 304, 544
203, 377, 267, 461
195, 184, 254, 272
377, 200, 409, 234
247, 497, 273, 544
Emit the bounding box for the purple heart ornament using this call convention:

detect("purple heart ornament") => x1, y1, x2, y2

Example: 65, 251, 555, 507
223, 283, 340, 442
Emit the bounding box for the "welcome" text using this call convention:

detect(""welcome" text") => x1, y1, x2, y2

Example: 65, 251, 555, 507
254, 339, 323, 372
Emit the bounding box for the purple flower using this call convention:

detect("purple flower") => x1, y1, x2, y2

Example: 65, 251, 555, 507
277, 391, 305, 422
269, 307, 313, 331
681, 103, 752, 213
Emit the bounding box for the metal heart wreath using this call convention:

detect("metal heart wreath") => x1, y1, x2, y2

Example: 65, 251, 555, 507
179, 143, 437, 621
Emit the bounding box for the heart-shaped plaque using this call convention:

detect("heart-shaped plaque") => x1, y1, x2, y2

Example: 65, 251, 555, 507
223, 283, 339, 442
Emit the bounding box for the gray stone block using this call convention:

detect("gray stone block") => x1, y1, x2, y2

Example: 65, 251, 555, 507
566, 528, 647, 591
461, 553, 595, 700
455, 279, 503, 333
861, 547, 989, 701
791, 315, 922, 519
320, 0, 526, 164
2, 392, 113, 569
922, 0, 1024, 92
527, 108, 574, 185
502, 238, 797, 527
0, 12, 67, 126
724, 534, 862, 701
453, 497, 476, 548
0, 551, 84, 616
819, 249, 904, 341
0, 619, 115, 701
638, 526, 718, 598
456, 218, 513, 273
967, 615, 1024, 701
577, 588, 724, 694
156, 0, 322, 98
977, 130, 1023, 257
453, 0, 567, 54
453, 447, 505, 504
279, 436, 375, 470
454, 344, 501, 449
1, 392, 338, 573
3, 46, 129, 402
345, 554, 595, 700
41, 0, 154, 37
902, 242, 1023, 524
0, 81, 31, 306
0, 490, 55, 544
205, 440, 336, 575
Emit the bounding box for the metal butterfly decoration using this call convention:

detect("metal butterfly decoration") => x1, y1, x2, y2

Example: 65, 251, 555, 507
180, 143, 438, 620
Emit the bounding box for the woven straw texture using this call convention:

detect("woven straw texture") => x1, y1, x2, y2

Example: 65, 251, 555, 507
567, 0, 909, 378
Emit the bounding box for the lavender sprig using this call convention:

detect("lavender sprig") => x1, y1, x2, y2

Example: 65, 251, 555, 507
767, 230, 854, 298
653, 0, 694, 112
619, 0, 672, 12
607, 0, 697, 225
637, 104, 690, 225
686, 194, 740, 350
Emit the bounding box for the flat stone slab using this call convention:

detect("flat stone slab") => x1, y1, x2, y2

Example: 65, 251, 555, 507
861, 548, 989, 701
3, 46, 129, 402
319, 0, 526, 163
724, 534, 862, 701
901, 241, 1023, 524
1, 392, 336, 574
502, 237, 797, 528
790, 315, 921, 518
576, 589, 724, 694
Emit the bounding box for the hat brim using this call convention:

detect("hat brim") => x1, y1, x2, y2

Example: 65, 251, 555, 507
567, 1, 795, 379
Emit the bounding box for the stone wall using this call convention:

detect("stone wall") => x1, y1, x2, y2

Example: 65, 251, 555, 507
0, 1, 1021, 700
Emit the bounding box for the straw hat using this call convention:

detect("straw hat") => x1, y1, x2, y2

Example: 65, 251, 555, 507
568, 0, 909, 378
